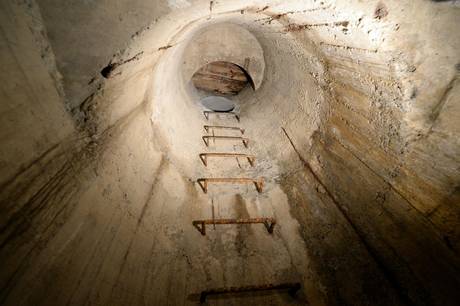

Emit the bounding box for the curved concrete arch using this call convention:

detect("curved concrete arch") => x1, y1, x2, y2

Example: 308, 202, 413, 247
182, 22, 265, 90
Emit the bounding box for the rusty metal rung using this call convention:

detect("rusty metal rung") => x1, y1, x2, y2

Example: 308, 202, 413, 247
202, 136, 249, 148
203, 111, 240, 122
199, 153, 255, 167
192, 218, 276, 236
204, 125, 245, 134
198, 282, 301, 303
197, 177, 264, 193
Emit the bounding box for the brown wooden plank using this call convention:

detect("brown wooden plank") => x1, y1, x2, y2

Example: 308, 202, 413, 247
192, 61, 249, 95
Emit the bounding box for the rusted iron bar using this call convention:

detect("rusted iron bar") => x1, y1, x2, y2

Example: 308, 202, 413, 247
203, 111, 240, 122
199, 153, 255, 167
197, 177, 264, 193
204, 125, 245, 134
199, 282, 301, 303
192, 218, 276, 236
202, 136, 249, 148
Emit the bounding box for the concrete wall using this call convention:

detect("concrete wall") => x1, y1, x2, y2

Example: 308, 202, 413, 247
0, 0, 74, 187
182, 23, 265, 90
0, 0, 459, 305
36, 0, 171, 120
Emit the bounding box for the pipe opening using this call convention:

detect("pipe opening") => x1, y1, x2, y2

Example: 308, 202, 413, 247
191, 61, 253, 96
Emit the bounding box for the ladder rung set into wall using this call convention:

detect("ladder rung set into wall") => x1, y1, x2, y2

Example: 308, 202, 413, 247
195, 111, 270, 233
199, 152, 255, 167
192, 111, 299, 302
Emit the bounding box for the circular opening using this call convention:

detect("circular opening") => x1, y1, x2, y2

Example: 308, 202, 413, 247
191, 61, 254, 96
200, 96, 235, 112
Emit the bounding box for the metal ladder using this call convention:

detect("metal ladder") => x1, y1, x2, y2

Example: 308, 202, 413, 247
192, 110, 301, 302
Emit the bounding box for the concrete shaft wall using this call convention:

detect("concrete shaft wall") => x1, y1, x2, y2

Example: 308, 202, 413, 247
0, 0, 459, 305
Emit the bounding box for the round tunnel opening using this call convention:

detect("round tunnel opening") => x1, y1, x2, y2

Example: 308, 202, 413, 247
191, 61, 254, 96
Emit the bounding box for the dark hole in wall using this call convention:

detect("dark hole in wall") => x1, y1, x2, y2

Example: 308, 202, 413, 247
374, 2, 388, 19
101, 63, 117, 78
100, 52, 143, 79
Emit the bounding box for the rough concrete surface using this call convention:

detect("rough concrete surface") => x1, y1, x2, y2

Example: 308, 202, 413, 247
0, 0, 459, 305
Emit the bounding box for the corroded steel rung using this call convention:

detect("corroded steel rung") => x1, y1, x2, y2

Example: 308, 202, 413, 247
197, 177, 264, 193
199, 153, 255, 167
198, 282, 301, 303
204, 125, 245, 134
192, 218, 276, 236
203, 111, 240, 122
202, 136, 249, 148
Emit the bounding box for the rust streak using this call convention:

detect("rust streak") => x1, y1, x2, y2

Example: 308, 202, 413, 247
280, 127, 423, 305
318, 41, 378, 53
285, 20, 350, 32
429, 76, 458, 122
198, 282, 300, 303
